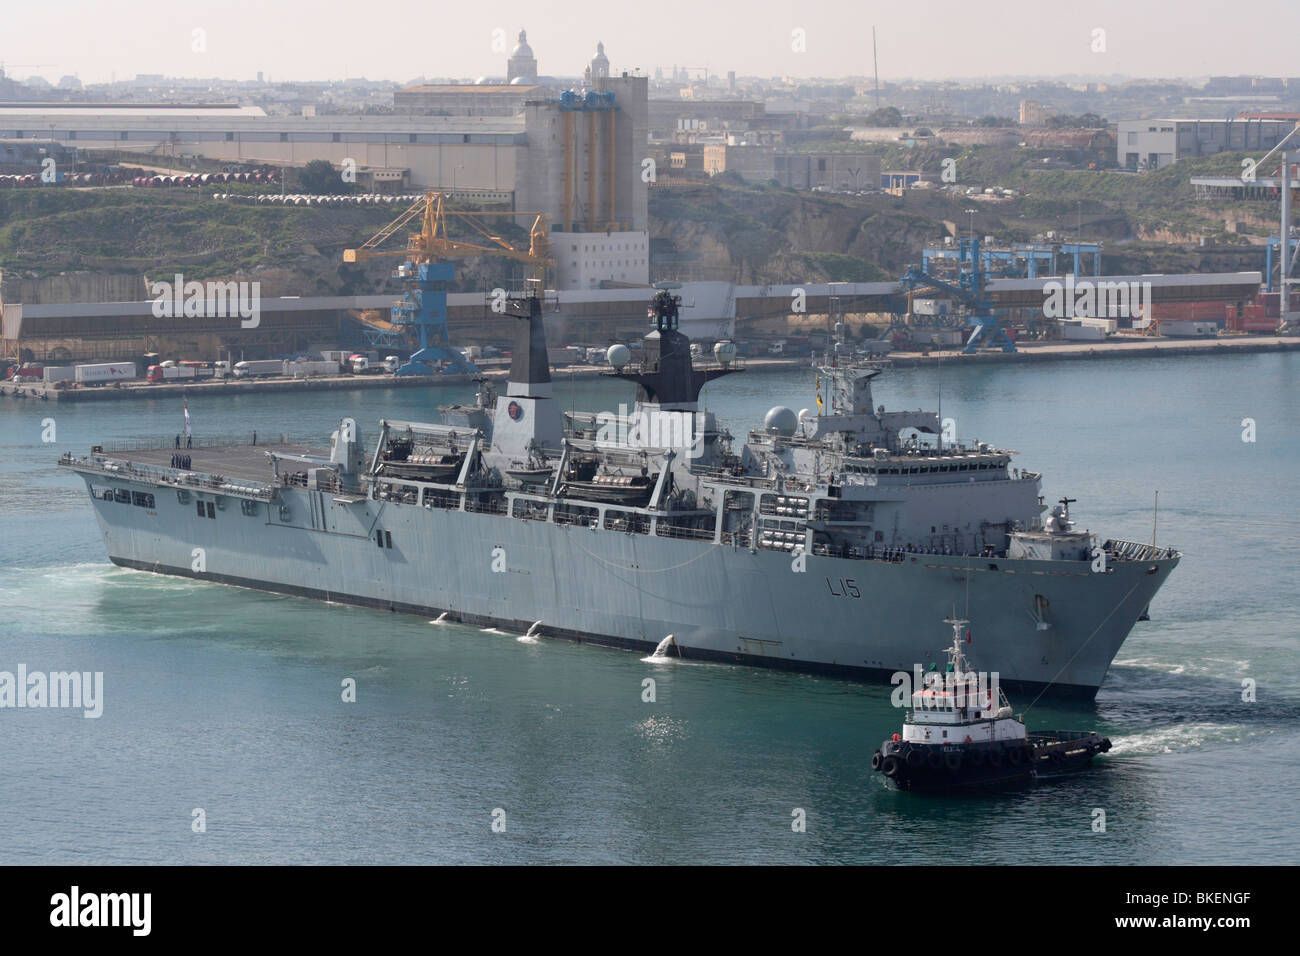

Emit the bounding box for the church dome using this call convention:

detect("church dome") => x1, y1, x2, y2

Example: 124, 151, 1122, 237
512, 30, 534, 58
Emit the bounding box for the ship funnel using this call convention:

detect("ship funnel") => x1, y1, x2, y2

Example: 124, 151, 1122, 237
329, 418, 365, 473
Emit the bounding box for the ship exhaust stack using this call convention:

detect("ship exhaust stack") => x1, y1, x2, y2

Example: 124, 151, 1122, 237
490, 289, 564, 461
330, 418, 365, 474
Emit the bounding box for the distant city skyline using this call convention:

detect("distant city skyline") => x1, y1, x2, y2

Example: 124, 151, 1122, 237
2, 0, 1296, 87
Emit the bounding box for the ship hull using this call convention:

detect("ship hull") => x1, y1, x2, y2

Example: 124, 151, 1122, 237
78, 474, 1178, 699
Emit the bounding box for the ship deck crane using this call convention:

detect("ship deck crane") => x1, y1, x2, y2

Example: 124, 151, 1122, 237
343, 191, 551, 375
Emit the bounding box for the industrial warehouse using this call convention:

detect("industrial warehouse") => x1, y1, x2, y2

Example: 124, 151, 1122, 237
3, 27, 1300, 394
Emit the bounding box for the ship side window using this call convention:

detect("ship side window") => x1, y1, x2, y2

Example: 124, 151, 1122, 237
376, 532, 384, 549
197, 501, 205, 518
98, 488, 114, 501
385, 530, 393, 549
114, 488, 131, 504
206, 502, 215, 519
132, 491, 155, 509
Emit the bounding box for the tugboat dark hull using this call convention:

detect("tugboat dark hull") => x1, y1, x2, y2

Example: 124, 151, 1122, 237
871, 731, 1111, 792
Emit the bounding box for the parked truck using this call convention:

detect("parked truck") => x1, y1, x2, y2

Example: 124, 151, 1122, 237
146, 365, 197, 383
232, 359, 285, 378
75, 362, 136, 384
42, 366, 76, 384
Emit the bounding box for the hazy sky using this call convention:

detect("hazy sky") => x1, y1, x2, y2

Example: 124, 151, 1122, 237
3, 0, 1295, 85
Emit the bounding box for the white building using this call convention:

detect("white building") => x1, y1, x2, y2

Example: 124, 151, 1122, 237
1117, 118, 1295, 169
554, 232, 649, 290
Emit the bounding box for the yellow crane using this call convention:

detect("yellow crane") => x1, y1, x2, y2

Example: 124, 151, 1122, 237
342, 191, 551, 374
344, 190, 550, 277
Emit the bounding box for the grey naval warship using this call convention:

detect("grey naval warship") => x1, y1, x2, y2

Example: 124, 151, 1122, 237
61, 287, 1180, 698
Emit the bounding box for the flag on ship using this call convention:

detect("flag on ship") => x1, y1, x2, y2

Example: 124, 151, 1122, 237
183, 397, 191, 438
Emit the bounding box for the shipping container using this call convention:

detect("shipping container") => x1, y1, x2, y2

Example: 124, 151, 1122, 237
318, 350, 350, 369
286, 359, 338, 378
232, 360, 286, 378
74, 362, 136, 384
1160, 319, 1217, 338
1061, 321, 1107, 342
41, 366, 76, 384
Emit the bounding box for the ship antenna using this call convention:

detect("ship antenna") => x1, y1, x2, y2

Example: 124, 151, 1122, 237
936, 351, 942, 453
1150, 490, 1159, 547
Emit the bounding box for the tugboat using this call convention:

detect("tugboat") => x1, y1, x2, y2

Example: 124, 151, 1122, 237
870, 619, 1111, 792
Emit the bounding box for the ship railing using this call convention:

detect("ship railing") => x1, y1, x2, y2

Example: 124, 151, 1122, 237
99, 433, 300, 453
691, 466, 777, 489
810, 542, 907, 563
464, 496, 508, 516
553, 508, 599, 528
63, 453, 277, 500
1027, 731, 1095, 747
720, 530, 752, 548
1102, 538, 1180, 562
654, 522, 717, 542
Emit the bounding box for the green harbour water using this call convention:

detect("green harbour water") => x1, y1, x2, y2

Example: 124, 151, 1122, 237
1, 351, 1297, 864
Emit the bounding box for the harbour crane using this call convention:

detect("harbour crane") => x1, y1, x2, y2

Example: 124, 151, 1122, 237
894, 236, 1016, 353
343, 191, 551, 375
1249, 125, 1300, 333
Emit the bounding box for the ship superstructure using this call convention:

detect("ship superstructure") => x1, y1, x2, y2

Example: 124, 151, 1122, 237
59, 287, 1181, 698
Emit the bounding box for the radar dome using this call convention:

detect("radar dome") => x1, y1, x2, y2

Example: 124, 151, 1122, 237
764, 406, 798, 437
606, 343, 631, 370
798, 408, 814, 422
713, 340, 738, 367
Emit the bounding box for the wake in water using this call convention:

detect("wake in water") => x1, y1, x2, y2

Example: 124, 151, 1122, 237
1107, 721, 1260, 755
641, 634, 677, 663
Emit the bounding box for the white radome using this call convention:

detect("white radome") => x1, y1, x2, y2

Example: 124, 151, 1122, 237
606, 343, 631, 370
764, 406, 798, 437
